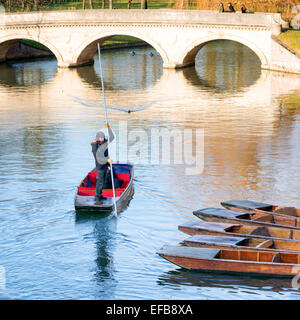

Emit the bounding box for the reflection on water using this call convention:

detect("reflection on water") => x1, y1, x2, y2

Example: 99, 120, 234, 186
0, 57, 57, 87
0, 41, 300, 299
20, 125, 64, 171
77, 49, 162, 91
75, 212, 118, 298
157, 269, 299, 300
191, 40, 261, 92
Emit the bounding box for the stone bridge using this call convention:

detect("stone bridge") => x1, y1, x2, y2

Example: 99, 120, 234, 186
0, 9, 300, 73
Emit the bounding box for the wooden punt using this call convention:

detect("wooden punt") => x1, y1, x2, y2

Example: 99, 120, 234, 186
193, 207, 300, 230
221, 200, 300, 217
183, 234, 300, 253
158, 245, 300, 277
74, 163, 134, 213
178, 220, 300, 241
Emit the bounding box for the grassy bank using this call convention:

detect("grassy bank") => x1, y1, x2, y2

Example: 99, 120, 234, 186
277, 30, 300, 54
21, 39, 50, 50
100, 35, 145, 46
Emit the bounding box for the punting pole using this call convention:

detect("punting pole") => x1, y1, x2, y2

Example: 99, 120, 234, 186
97, 42, 117, 216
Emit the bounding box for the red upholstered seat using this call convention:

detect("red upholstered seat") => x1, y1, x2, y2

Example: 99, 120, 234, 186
79, 170, 131, 196
77, 187, 125, 197
87, 171, 131, 188
116, 173, 130, 188
88, 171, 98, 186
102, 188, 125, 197
77, 187, 96, 196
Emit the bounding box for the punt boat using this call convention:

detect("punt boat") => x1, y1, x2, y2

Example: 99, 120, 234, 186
183, 234, 300, 253
158, 245, 300, 277
193, 207, 300, 230
74, 163, 134, 212
221, 200, 300, 217
178, 220, 300, 241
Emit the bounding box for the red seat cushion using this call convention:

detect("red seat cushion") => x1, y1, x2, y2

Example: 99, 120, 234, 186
102, 188, 125, 197
115, 173, 130, 188
77, 187, 125, 197
88, 171, 98, 185
78, 187, 96, 196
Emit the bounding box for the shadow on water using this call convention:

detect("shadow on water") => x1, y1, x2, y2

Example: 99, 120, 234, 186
75, 210, 112, 223
157, 268, 300, 297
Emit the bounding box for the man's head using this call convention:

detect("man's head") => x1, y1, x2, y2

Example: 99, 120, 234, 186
96, 131, 105, 143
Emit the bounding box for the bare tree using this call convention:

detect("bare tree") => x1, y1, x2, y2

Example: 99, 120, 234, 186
82, 0, 86, 9
102, 0, 105, 8
109, 0, 112, 9
89, 0, 93, 8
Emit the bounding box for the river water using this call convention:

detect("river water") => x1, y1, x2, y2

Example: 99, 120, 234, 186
0, 41, 300, 300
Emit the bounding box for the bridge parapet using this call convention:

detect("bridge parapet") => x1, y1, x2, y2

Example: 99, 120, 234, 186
1, 9, 286, 31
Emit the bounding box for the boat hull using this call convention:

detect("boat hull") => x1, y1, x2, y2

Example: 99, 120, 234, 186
178, 220, 300, 241
183, 234, 300, 253
158, 245, 300, 277
193, 208, 300, 230
74, 185, 134, 212
221, 200, 300, 218
74, 163, 134, 213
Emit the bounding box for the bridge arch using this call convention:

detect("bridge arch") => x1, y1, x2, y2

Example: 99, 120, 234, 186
72, 30, 168, 67
180, 34, 269, 69
0, 34, 63, 65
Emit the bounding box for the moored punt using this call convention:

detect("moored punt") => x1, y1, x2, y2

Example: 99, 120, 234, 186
221, 200, 300, 217
178, 220, 300, 241
157, 245, 300, 277
183, 234, 300, 253
193, 208, 300, 230
74, 163, 134, 213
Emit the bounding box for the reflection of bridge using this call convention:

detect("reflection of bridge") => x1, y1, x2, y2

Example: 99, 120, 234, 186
0, 9, 300, 73
1, 59, 300, 125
